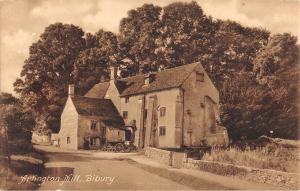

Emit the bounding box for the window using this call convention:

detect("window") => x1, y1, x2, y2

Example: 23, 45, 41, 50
144, 109, 147, 119
160, 107, 166, 117
125, 97, 130, 103
91, 121, 97, 130
144, 74, 155, 85
159, 126, 166, 136
67, 137, 70, 144
123, 111, 128, 119
196, 72, 204, 82
144, 77, 150, 85
100, 127, 106, 137
90, 137, 97, 145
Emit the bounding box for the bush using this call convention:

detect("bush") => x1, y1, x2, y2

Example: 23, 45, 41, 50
202, 142, 299, 173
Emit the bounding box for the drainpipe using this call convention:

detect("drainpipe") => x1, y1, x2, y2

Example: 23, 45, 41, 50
138, 95, 146, 148
181, 88, 185, 148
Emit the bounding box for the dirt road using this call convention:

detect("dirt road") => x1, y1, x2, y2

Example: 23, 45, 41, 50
34, 146, 191, 190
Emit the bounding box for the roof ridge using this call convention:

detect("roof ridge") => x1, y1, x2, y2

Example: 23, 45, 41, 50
178, 62, 200, 87
73, 95, 110, 101
119, 62, 200, 80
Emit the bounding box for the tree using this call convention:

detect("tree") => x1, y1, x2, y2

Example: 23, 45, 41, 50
73, 30, 119, 95
0, 93, 35, 162
118, 4, 162, 75
253, 33, 298, 80
14, 23, 86, 133
118, 1, 270, 87
251, 33, 300, 139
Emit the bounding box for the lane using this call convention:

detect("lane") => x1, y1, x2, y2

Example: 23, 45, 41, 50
37, 146, 191, 190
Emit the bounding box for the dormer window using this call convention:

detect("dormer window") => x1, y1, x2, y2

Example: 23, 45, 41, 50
144, 77, 150, 85
144, 73, 155, 85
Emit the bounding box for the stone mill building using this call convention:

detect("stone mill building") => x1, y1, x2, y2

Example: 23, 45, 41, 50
59, 62, 229, 150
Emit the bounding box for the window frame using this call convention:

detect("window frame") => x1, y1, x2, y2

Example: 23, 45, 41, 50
160, 107, 166, 117
123, 111, 128, 119
125, 97, 130, 103
90, 120, 97, 130
90, 137, 97, 146
196, 72, 204, 82
159, 126, 166, 136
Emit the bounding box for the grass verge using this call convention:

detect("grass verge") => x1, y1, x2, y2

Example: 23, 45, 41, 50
202, 137, 300, 173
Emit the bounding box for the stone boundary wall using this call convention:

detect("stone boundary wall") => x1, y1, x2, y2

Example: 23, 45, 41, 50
145, 147, 172, 166
183, 158, 299, 189
32, 132, 50, 143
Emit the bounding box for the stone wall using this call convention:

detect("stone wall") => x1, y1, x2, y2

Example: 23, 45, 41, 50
145, 147, 186, 168
59, 96, 78, 150
145, 147, 172, 166
183, 158, 299, 189
181, 63, 229, 147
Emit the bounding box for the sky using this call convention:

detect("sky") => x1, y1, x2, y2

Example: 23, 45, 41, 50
0, 0, 299, 94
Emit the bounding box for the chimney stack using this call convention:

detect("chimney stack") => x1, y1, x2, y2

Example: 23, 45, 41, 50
68, 84, 74, 96
110, 66, 118, 80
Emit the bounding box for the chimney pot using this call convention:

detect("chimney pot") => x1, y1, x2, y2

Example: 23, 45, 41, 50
100, 75, 106, 82
110, 66, 118, 80
68, 84, 74, 96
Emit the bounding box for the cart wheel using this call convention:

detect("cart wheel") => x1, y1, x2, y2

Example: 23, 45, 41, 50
124, 146, 131, 153
130, 145, 137, 152
115, 143, 125, 153
106, 143, 114, 152
101, 144, 107, 151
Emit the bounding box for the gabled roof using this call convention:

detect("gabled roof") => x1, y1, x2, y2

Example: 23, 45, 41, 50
84, 82, 110, 99
71, 96, 120, 118
118, 63, 199, 96
86, 62, 201, 97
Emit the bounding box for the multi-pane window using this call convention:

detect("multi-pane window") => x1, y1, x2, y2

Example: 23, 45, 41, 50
123, 111, 128, 119
125, 97, 130, 103
160, 107, 166, 117
159, 126, 166, 136
67, 137, 70, 144
196, 72, 204, 82
91, 121, 97, 130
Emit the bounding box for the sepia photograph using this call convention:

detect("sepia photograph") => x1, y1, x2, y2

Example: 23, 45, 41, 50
0, 0, 299, 190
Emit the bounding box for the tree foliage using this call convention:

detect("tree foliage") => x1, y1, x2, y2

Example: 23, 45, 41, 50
13, 23, 86, 132
73, 30, 119, 95
0, 93, 35, 154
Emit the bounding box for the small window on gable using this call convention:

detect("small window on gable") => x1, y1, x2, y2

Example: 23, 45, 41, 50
159, 126, 166, 136
125, 97, 130, 103
91, 121, 97, 130
67, 137, 70, 144
196, 72, 204, 82
123, 111, 128, 119
160, 107, 166, 117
